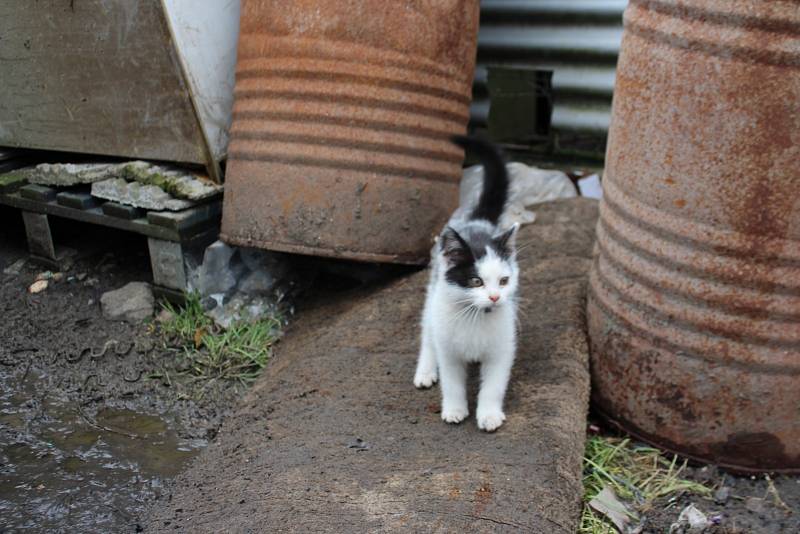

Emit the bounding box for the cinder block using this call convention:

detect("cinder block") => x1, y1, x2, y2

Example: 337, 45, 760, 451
148, 238, 187, 291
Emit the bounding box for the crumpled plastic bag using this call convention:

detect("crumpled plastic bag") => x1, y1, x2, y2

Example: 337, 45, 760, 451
456, 162, 577, 230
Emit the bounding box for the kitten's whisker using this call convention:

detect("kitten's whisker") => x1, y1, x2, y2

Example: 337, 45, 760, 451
448, 304, 476, 325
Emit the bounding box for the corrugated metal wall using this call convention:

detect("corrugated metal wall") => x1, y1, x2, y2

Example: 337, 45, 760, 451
472, 0, 627, 158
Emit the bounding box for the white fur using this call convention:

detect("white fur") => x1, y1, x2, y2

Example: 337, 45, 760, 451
414, 221, 519, 432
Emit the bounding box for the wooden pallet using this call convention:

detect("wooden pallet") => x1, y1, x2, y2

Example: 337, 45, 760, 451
0, 181, 221, 301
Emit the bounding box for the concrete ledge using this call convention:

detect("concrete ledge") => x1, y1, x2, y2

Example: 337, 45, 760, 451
147, 198, 598, 533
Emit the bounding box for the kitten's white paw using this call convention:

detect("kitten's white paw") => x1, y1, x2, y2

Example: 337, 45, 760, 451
477, 410, 506, 432
441, 406, 469, 424
413, 370, 438, 389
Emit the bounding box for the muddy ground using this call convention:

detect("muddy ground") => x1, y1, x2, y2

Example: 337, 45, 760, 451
2, 201, 800, 533
647, 465, 800, 533
0, 208, 244, 533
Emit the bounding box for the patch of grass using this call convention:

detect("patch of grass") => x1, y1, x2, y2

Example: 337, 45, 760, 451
158, 293, 282, 384
580, 435, 712, 533
159, 293, 212, 340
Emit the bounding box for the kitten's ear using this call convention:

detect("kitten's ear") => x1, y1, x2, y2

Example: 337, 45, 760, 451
440, 227, 471, 264
494, 223, 519, 253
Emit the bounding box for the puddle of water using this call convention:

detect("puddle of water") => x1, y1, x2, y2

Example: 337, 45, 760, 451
0, 372, 204, 532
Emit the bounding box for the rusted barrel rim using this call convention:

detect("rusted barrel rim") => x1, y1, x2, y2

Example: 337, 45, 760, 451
591, 399, 800, 475
220, 232, 429, 266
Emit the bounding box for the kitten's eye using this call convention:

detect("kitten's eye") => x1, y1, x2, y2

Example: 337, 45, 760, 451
467, 277, 483, 288
499, 277, 510, 286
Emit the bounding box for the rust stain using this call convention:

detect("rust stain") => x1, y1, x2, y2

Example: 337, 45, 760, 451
588, 0, 800, 472
473, 482, 493, 516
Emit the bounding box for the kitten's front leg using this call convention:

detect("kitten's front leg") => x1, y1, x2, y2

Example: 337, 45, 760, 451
414, 322, 438, 389
438, 354, 468, 424
476, 349, 514, 432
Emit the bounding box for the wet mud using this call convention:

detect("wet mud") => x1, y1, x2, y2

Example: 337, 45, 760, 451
0, 210, 242, 532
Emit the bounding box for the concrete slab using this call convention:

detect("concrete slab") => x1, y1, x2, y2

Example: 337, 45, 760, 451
147, 198, 599, 533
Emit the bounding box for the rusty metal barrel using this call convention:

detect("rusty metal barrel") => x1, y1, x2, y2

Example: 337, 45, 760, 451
588, 0, 800, 472
220, 0, 480, 264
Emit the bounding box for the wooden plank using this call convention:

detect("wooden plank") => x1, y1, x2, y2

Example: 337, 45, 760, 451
0, 193, 182, 241
0, 1, 208, 166
56, 191, 97, 210
146, 201, 222, 231
102, 202, 145, 220
21, 212, 56, 260
19, 184, 56, 202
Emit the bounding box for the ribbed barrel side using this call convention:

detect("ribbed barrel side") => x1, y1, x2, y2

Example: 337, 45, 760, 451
588, 0, 800, 472
221, 0, 480, 264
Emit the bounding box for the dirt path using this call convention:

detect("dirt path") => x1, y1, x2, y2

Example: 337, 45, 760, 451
146, 199, 599, 533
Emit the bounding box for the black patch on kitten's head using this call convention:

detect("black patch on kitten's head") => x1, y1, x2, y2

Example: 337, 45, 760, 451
441, 227, 478, 288
440, 226, 516, 288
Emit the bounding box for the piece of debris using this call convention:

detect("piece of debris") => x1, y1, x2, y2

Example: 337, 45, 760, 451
201, 295, 219, 311
3, 258, 26, 276
184, 241, 304, 329
34, 271, 65, 283
100, 282, 155, 323
577, 173, 603, 199
765, 473, 793, 513
713, 486, 731, 504
197, 240, 241, 295
28, 280, 49, 294
694, 465, 719, 484
207, 295, 276, 330
238, 269, 276, 295
670, 504, 712, 533
118, 161, 222, 201
24, 162, 119, 186
155, 308, 174, 324
588, 485, 638, 533
347, 438, 370, 451
745, 496, 766, 515
92, 178, 194, 211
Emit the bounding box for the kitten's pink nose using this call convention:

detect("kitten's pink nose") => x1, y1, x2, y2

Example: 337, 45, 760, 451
489, 294, 500, 303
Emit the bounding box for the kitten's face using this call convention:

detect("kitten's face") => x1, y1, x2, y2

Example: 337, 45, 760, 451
439, 225, 519, 310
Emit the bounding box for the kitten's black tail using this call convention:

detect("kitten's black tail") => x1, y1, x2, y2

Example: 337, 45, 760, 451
451, 135, 508, 226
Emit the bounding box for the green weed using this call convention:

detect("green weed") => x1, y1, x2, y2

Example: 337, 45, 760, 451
158, 293, 282, 384
580, 435, 712, 533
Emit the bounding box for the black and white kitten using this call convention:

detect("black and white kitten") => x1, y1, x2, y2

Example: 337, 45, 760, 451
414, 136, 519, 432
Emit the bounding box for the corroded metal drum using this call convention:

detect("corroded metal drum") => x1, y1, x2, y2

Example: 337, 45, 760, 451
220, 0, 479, 264
588, 0, 800, 472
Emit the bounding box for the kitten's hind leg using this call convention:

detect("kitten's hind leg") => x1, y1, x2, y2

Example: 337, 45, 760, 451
414, 324, 438, 388
476, 351, 514, 432
439, 354, 468, 423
